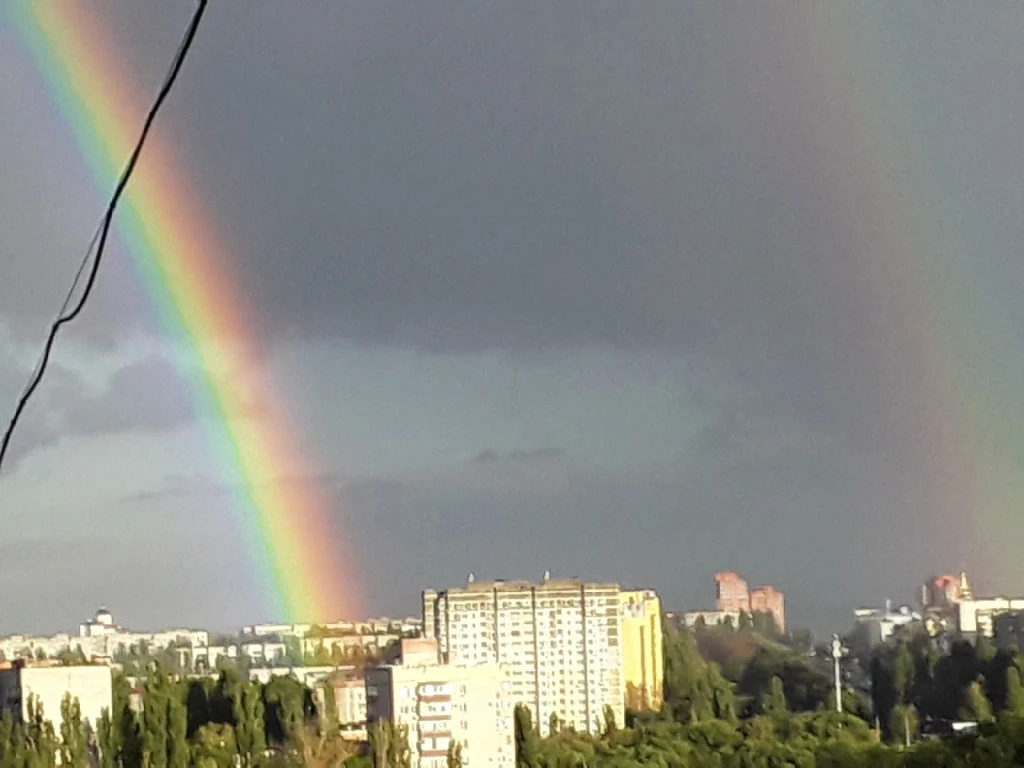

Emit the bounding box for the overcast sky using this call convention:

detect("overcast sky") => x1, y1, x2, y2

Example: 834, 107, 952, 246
3, 1, 1024, 636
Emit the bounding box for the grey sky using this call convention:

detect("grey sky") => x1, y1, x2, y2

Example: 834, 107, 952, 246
3, 1, 1024, 635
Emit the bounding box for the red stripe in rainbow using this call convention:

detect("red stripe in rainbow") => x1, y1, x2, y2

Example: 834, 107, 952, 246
9, 4, 361, 621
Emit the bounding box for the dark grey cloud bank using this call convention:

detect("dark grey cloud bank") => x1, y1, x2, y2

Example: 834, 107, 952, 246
4, 2, 1024, 631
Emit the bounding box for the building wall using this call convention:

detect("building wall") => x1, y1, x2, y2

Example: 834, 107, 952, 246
619, 590, 663, 712
423, 578, 624, 736
958, 598, 1024, 637
0, 665, 112, 731
749, 586, 786, 634
365, 641, 514, 768
714, 572, 750, 614
681, 610, 742, 629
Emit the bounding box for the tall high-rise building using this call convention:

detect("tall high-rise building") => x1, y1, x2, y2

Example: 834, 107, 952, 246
365, 638, 514, 768
422, 576, 627, 735
749, 586, 786, 633
714, 571, 750, 614
619, 590, 663, 711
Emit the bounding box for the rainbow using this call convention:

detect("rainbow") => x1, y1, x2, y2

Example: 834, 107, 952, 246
5, 4, 362, 621
739, 4, 1020, 590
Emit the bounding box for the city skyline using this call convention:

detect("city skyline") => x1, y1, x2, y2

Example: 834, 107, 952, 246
4, 3, 1024, 635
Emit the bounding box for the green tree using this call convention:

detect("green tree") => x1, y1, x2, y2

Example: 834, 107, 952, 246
58, 694, 88, 768
514, 704, 539, 768
1007, 665, 1024, 717
761, 676, 788, 717
890, 703, 919, 747
369, 719, 410, 768
960, 680, 994, 723
234, 681, 266, 764
446, 739, 464, 768
167, 692, 190, 768
143, 664, 170, 768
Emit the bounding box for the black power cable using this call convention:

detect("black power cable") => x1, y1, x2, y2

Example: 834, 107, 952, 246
0, 0, 209, 475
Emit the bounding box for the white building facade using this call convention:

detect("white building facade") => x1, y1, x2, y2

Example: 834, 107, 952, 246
365, 639, 514, 768
423, 576, 624, 736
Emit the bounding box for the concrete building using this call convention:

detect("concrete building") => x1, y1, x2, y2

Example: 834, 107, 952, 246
958, 597, 1024, 638
0, 661, 112, 731
715, 572, 749, 614
0, 608, 208, 665
680, 610, 742, 629
619, 590, 663, 711
749, 586, 786, 634
319, 668, 369, 741
423, 575, 625, 735
852, 602, 921, 647
712, 572, 786, 633
241, 617, 422, 640
922, 572, 973, 610
365, 638, 514, 768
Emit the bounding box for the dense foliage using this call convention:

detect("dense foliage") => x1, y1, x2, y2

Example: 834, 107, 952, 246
0, 663, 358, 768
513, 624, 1024, 766
5, 622, 1024, 765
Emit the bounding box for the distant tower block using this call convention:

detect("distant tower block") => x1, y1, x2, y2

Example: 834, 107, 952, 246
714, 572, 750, 614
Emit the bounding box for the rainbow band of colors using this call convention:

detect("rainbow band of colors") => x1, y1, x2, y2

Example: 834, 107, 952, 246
7, 3, 358, 621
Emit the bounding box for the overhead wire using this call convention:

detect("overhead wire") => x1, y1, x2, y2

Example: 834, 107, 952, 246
0, 0, 209, 476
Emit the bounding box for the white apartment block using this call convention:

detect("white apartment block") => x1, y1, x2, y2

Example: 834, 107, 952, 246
366, 639, 514, 768
422, 576, 624, 736
0, 608, 208, 664
0, 662, 113, 732
958, 597, 1024, 638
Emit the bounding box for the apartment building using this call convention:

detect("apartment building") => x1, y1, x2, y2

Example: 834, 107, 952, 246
0, 661, 112, 731
749, 586, 786, 634
365, 638, 514, 768
619, 590, 663, 711
714, 572, 750, 614
422, 575, 626, 735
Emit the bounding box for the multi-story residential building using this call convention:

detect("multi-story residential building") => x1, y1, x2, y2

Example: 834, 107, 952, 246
619, 590, 663, 712
423, 575, 626, 735
958, 597, 1024, 638
365, 638, 514, 768
712, 572, 786, 633
749, 586, 786, 634
0, 660, 112, 731
317, 668, 368, 741
715, 572, 750, 614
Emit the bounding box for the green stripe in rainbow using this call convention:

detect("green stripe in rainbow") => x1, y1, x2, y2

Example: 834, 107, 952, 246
7, 3, 361, 622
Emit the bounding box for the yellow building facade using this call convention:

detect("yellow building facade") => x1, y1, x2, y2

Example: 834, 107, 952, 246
619, 589, 663, 712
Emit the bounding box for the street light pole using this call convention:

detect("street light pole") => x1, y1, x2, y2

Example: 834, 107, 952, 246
831, 633, 844, 714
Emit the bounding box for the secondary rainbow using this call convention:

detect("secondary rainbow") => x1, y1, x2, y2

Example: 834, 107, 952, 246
6, 4, 361, 621
739, 4, 1021, 587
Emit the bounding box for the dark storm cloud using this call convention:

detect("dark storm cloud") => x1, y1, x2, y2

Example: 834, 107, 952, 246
0, 353, 193, 467
122, 2, 855, 356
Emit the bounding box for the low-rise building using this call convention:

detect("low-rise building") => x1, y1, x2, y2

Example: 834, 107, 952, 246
317, 668, 368, 741
365, 638, 514, 768
0, 661, 112, 731
959, 597, 1024, 639
851, 602, 921, 647
680, 610, 742, 629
